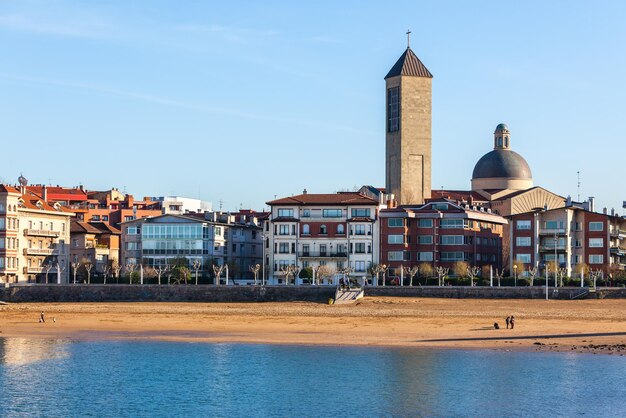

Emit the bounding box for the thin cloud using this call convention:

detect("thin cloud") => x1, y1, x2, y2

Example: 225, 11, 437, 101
0, 12, 111, 38
0, 73, 376, 136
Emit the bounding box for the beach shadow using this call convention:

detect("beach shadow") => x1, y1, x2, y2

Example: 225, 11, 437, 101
417, 332, 626, 343
470, 327, 496, 331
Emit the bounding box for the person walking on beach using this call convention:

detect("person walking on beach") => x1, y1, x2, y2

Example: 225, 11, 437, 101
39, 312, 45, 323
505, 316, 510, 329
510, 316, 515, 329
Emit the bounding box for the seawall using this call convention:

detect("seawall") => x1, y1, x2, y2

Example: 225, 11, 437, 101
0, 285, 625, 303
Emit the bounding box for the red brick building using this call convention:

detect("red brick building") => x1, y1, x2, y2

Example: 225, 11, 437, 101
379, 199, 507, 281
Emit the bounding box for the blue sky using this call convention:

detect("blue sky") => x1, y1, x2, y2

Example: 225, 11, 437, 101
1, 0, 625, 213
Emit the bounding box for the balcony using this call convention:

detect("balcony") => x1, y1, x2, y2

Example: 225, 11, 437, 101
298, 251, 348, 258
539, 244, 567, 252
610, 246, 626, 256
610, 229, 626, 239
24, 229, 60, 237
539, 228, 566, 236
23, 248, 58, 256
23, 266, 58, 274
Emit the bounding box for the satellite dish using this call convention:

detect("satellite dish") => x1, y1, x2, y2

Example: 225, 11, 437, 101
18, 174, 28, 186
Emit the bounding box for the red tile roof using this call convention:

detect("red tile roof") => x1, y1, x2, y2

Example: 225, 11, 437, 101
267, 193, 379, 206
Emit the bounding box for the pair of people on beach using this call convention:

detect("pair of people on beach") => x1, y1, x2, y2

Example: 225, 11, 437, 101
506, 316, 515, 329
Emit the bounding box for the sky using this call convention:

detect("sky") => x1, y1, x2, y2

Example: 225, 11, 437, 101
1, 0, 625, 214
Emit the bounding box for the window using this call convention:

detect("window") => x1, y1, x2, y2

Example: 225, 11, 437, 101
302, 224, 310, 235
0, 203, 4, 213
431, 203, 448, 211
589, 254, 604, 264
417, 251, 433, 261
418, 219, 433, 228
351, 208, 371, 218
516, 253, 531, 263
126, 242, 138, 250
278, 209, 294, 217
354, 243, 366, 254
102, 215, 109, 221
124, 216, 134, 222
73, 239, 79, 248
387, 86, 400, 132
516, 237, 531, 247
279, 225, 290, 235
354, 261, 366, 272
320, 225, 327, 234
388, 235, 404, 244
0, 219, 4, 229
441, 252, 465, 261
440, 219, 465, 229
92, 215, 100, 221
589, 238, 603, 248
302, 244, 310, 255
388, 218, 403, 227
279, 243, 290, 254
516, 220, 531, 230
302, 209, 310, 218
388, 251, 404, 261
440, 235, 464, 245
589, 222, 604, 231
418, 235, 433, 244
323, 209, 342, 218
337, 224, 345, 234
354, 225, 366, 235
215, 227, 222, 236
232, 244, 237, 253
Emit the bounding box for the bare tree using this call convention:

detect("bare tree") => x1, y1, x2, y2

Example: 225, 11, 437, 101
557, 268, 567, 288
527, 266, 538, 286
370, 264, 388, 287
590, 269, 602, 289
435, 267, 449, 287
71, 261, 80, 284
467, 266, 481, 287
279, 265, 300, 285
317, 264, 335, 286
213, 264, 226, 286
249, 264, 261, 285
103, 264, 111, 285
125, 262, 137, 284
155, 265, 169, 285
403, 266, 419, 287
495, 269, 504, 287
55, 261, 66, 284
112, 260, 122, 284
83, 262, 93, 285
43, 263, 53, 284
192, 259, 202, 285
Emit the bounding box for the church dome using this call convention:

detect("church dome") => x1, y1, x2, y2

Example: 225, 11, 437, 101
472, 149, 532, 179
471, 123, 534, 192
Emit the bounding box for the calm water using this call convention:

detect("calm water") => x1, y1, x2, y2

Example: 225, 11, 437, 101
0, 338, 625, 417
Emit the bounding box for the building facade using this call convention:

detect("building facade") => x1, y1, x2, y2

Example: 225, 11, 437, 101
385, 45, 433, 205
379, 199, 507, 283
70, 221, 121, 274
266, 192, 383, 285
509, 205, 626, 278
0, 185, 73, 283
120, 213, 262, 281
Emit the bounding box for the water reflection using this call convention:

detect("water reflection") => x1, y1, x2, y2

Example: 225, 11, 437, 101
0, 337, 70, 365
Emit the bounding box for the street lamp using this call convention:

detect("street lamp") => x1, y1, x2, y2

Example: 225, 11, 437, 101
514, 264, 518, 287
554, 232, 558, 288
261, 232, 266, 286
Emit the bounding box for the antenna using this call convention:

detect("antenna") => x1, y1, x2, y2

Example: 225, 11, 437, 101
577, 171, 581, 202
219, 200, 223, 211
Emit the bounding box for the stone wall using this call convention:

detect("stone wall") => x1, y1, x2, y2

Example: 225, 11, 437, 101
0, 285, 624, 303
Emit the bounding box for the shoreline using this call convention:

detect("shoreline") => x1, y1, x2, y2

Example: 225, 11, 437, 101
1, 298, 626, 356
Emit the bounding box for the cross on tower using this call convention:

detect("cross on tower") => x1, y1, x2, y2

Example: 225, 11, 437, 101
406, 29, 411, 48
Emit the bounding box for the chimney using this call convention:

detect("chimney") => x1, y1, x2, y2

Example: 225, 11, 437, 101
303, 188, 307, 195
611, 208, 615, 216
588, 197, 595, 213
603, 207, 608, 215
42, 185, 48, 201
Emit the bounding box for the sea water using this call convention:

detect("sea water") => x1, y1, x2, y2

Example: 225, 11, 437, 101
0, 337, 624, 417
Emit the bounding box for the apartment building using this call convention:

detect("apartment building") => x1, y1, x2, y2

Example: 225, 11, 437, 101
70, 221, 121, 274
0, 185, 73, 283
379, 199, 507, 282
266, 191, 383, 285
509, 204, 626, 277
120, 212, 262, 281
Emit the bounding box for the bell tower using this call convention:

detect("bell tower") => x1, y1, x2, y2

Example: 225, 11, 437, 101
385, 34, 433, 205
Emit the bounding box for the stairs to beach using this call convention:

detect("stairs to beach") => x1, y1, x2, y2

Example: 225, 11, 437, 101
333, 288, 364, 304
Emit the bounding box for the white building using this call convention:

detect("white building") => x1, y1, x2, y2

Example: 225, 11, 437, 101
266, 191, 384, 285
153, 196, 213, 215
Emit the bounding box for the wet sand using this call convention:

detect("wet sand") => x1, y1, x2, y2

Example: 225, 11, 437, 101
1, 298, 625, 354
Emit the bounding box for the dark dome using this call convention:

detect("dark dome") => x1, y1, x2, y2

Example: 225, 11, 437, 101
495, 123, 509, 131
472, 149, 532, 179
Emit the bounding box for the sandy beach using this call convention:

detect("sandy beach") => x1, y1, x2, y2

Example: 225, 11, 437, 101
1, 298, 626, 355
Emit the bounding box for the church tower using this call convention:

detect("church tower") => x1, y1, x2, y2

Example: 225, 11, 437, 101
385, 38, 433, 205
